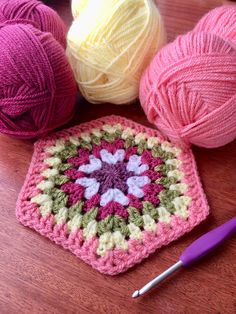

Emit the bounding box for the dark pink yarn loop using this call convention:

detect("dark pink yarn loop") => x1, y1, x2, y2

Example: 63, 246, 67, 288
0, 17, 40, 29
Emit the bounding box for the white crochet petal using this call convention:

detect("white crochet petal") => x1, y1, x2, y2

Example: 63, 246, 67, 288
75, 178, 97, 187
128, 184, 144, 198
84, 182, 100, 199
126, 155, 141, 172
100, 189, 114, 206
100, 188, 129, 206
100, 149, 125, 165
135, 164, 149, 175
127, 176, 150, 198
114, 149, 125, 163
127, 176, 150, 187
75, 178, 100, 199
113, 188, 129, 205
127, 155, 149, 174
78, 155, 102, 173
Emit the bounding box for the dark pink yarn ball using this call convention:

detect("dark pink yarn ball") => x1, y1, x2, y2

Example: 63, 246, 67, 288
0, 0, 67, 48
194, 5, 236, 43
0, 23, 77, 139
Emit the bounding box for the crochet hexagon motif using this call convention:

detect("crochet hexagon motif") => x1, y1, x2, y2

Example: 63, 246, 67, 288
16, 116, 209, 275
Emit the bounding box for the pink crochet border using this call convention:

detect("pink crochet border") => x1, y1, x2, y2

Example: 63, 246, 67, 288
16, 115, 209, 275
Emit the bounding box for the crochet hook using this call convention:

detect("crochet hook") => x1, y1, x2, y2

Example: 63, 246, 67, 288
132, 216, 236, 298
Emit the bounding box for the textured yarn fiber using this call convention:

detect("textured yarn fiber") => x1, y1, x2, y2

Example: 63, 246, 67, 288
0, 23, 77, 139
0, 0, 67, 48
140, 6, 236, 148
194, 5, 236, 43
67, 0, 166, 105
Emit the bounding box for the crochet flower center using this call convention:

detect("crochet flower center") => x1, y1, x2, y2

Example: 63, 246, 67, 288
76, 149, 151, 207
91, 162, 132, 194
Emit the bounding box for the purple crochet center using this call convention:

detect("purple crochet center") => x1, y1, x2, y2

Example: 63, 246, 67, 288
90, 162, 133, 194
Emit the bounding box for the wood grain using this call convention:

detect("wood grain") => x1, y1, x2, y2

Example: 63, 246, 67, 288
0, 1, 235, 313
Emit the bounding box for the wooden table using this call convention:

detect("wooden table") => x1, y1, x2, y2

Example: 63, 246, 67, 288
0, 1, 235, 313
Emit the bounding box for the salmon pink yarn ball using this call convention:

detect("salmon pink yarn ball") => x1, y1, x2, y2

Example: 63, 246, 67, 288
140, 8, 236, 148
0, 23, 77, 139
0, 0, 67, 47
194, 5, 236, 43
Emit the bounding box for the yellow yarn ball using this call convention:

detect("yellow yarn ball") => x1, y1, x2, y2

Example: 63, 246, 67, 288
67, 0, 166, 105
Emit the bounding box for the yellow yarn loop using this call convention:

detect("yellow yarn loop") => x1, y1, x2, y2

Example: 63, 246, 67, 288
67, 0, 166, 105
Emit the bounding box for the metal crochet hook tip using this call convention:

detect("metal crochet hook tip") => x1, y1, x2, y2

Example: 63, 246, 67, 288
131, 261, 183, 298
132, 291, 140, 298
131, 217, 236, 299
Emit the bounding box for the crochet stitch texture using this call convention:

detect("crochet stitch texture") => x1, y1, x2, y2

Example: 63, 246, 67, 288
16, 116, 209, 275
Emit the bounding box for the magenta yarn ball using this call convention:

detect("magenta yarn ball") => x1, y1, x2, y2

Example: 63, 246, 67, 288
140, 6, 236, 149
0, 0, 67, 48
0, 23, 77, 139
194, 5, 236, 43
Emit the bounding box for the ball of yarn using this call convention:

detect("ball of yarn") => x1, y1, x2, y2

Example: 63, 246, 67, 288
194, 5, 236, 43
0, 23, 77, 139
0, 0, 67, 48
140, 30, 236, 148
67, 0, 166, 105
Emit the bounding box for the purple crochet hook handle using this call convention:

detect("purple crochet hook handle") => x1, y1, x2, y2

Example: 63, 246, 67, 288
132, 216, 236, 298
180, 216, 236, 267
